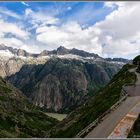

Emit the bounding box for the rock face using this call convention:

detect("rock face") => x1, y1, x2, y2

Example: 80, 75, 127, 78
32, 69, 87, 111
7, 58, 120, 113
0, 58, 25, 77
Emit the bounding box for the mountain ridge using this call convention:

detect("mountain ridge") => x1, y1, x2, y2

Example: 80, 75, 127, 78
0, 44, 100, 58
0, 44, 129, 64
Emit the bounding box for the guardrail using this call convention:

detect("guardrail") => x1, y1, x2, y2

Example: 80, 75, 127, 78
76, 83, 135, 138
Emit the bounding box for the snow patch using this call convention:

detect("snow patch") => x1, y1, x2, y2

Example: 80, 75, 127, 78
0, 49, 14, 57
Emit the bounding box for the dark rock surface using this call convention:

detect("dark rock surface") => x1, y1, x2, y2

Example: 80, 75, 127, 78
7, 58, 120, 113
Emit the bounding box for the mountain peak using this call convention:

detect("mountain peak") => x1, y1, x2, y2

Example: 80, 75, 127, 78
0, 44, 8, 50
56, 46, 69, 55
39, 50, 48, 56
57, 46, 66, 50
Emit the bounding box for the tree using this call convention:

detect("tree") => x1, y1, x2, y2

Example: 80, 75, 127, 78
136, 62, 140, 73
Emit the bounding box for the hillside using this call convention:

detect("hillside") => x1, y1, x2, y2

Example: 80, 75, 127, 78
0, 77, 58, 137
127, 55, 140, 138
49, 63, 136, 138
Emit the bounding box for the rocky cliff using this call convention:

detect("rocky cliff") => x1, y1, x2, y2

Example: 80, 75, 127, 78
7, 58, 120, 113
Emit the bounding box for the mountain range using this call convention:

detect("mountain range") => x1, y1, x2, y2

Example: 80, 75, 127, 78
0, 44, 129, 63
0, 44, 129, 112
0, 44, 100, 58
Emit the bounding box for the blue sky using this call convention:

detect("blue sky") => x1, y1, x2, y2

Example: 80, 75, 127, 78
0, 2, 115, 26
0, 2, 139, 59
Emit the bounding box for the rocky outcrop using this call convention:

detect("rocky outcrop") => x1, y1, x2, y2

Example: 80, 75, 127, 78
0, 58, 25, 77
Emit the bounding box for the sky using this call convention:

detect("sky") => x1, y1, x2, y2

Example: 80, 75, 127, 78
0, 1, 140, 59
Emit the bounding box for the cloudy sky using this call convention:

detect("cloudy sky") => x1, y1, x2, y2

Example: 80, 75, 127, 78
0, 2, 140, 59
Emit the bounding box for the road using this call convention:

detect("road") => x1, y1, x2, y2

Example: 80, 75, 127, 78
85, 68, 140, 138
108, 100, 140, 138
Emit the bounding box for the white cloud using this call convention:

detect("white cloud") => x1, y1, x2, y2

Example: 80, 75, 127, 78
104, 2, 117, 9
67, 6, 72, 11
36, 22, 102, 55
21, 44, 41, 53
97, 2, 140, 40
0, 19, 30, 39
0, 18, 30, 52
94, 2, 140, 58
0, 37, 24, 48
25, 8, 59, 28
0, 2, 140, 59
102, 38, 140, 58
34, 2, 140, 59
21, 2, 29, 7
0, 37, 40, 54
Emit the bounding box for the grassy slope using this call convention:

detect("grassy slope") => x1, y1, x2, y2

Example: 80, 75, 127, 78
49, 64, 136, 138
0, 77, 58, 138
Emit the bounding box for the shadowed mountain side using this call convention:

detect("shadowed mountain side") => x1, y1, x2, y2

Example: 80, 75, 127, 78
6, 58, 120, 113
